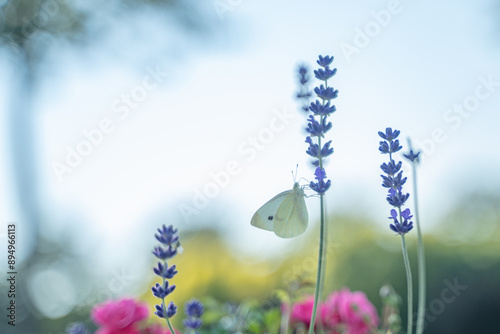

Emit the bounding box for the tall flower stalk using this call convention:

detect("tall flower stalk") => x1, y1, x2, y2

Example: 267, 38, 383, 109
378, 128, 414, 334
151, 225, 181, 334
298, 55, 338, 333
404, 140, 425, 334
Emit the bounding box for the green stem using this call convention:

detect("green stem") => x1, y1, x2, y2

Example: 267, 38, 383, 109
166, 318, 176, 334
317, 127, 327, 325
318, 201, 327, 334
412, 163, 426, 334
280, 299, 291, 334
308, 78, 330, 334
317, 106, 326, 296
400, 235, 413, 334
161, 258, 176, 334
308, 194, 326, 334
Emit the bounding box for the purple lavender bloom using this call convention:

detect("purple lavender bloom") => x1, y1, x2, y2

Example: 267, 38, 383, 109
309, 100, 336, 116
379, 128, 413, 235
401, 208, 413, 220
378, 127, 401, 141
155, 302, 178, 319
297, 91, 312, 99
66, 322, 89, 334
306, 115, 332, 137
184, 318, 202, 330
310, 179, 331, 195
306, 115, 323, 137
314, 66, 337, 81
152, 225, 180, 320
381, 171, 407, 189
296, 65, 312, 114
380, 160, 402, 175
310, 167, 331, 195
152, 245, 177, 260
154, 262, 178, 279
185, 299, 204, 318
386, 187, 410, 207
379, 139, 402, 154
297, 55, 338, 195
388, 209, 414, 235
379, 141, 390, 154
155, 304, 166, 318
314, 166, 327, 180
317, 55, 334, 67
298, 65, 309, 79
404, 149, 421, 164
314, 84, 338, 100
320, 140, 334, 157
166, 302, 178, 318
184, 299, 204, 333
305, 136, 320, 158
155, 225, 179, 245
151, 281, 176, 299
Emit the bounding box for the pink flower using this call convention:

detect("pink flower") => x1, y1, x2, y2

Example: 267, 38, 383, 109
322, 288, 379, 334
289, 289, 379, 333
290, 296, 316, 327
142, 324, 181, 334
91, 298, 149, 334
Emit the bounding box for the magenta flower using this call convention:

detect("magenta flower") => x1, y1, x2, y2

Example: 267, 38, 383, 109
290, 289, 378, 334
91, 298, 149, 334
321, 289, 379, 334
142, 324, 181, 334
290, 296, 318, 327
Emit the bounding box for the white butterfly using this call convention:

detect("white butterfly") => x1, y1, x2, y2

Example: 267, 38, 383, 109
251, 182, 308, 238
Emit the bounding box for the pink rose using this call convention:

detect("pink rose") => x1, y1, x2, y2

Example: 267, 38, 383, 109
142, 324, 181, 334
288, 289, 379, 333
320, 302, 340, 330
322, 288, 379, 334
91, 298, 149, 334
290, 296, 316, 327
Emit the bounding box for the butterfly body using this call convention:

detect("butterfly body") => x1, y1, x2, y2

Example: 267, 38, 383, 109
251, 182, 308, 238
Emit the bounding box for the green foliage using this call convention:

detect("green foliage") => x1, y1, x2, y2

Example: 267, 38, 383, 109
379, 285, 403, 333
198, 297, 282, 334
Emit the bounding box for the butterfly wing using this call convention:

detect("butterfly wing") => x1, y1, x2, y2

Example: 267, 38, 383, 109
273, 184, 308, 238
251, 189, 293, 231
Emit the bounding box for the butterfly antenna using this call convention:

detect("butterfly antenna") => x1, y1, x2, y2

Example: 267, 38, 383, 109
291, 164, 299, 183
299, 176, 310, 184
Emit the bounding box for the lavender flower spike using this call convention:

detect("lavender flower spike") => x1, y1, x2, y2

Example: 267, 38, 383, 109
151, 224, 181, 332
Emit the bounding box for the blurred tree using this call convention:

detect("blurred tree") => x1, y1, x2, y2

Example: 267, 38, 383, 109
0, 0, 211, 258
0, 1, 214, 332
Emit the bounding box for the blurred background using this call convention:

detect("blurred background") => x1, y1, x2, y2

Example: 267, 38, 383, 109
1, 0, 499, 333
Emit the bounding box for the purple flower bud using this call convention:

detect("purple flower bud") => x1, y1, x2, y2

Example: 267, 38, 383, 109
317, 55, 334, 67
